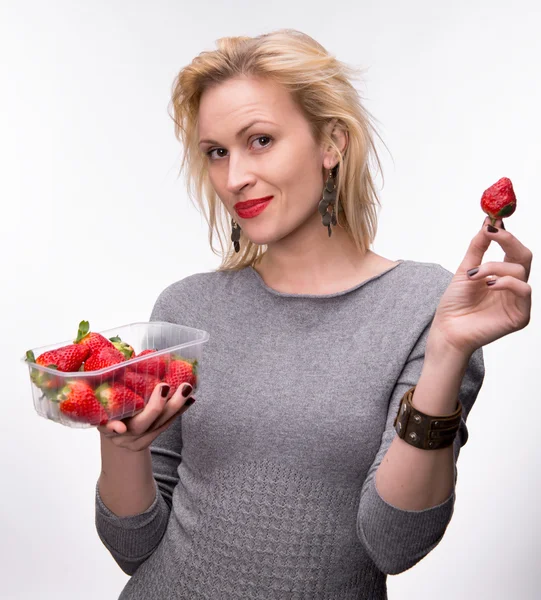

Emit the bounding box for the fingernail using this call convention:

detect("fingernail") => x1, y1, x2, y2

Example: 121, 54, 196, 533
467, 267, 479, 277
184, 396, 195, 407
161, 385, 170, 398
182, 384, 193, 398
487, 225, 499, 233
487, 279, 497, 286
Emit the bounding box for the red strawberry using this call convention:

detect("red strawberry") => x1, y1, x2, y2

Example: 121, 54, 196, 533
109, 336, 135, 359
84, 345, 126, 372
27, 345, 90, 372
26, 346, 90, 395
58, 380, 109, 426
481, 177, 517, 226
131, 349, 170, 378
119, 371, 161, 401
29, 366, 63, 395
95, 382, 145, 420
74, 320, 115, 355
164, 356, 198, 392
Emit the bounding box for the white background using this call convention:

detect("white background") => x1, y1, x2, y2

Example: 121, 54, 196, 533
1, 1, 540, 598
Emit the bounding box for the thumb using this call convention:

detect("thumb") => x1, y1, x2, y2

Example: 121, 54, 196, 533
458, 217, 493, 272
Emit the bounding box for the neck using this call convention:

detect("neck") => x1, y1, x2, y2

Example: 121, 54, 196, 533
253, 212, 377, 295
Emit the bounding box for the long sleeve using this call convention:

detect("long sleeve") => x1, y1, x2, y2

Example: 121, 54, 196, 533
356, 320, 485, 575
94, 289, 185, 575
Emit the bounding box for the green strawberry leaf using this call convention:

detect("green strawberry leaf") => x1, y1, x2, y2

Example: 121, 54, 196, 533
109, 335, 122, 342
26, 350, 36, 363
74, 320, 90, 343
497, 203, 516, 218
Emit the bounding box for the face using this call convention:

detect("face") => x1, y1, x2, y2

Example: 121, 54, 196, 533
198, 76, 333, 246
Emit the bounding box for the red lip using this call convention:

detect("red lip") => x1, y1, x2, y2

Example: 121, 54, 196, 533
234, 196, 273, 209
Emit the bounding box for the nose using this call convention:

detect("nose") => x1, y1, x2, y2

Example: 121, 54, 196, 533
225, 155, 255, 194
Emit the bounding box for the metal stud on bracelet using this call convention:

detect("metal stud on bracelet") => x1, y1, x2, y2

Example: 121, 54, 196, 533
393, 386, 463, 450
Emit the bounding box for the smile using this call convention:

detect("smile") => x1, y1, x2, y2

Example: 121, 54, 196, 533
234, 197, 273, 219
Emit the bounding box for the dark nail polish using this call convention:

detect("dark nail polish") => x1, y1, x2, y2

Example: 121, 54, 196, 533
182, 384, 193, 398
487, 280, 497, 286
184, 396, 195, 407
161, 385, 170, 398
487, 225, 499, 233
467, 267, 479, 277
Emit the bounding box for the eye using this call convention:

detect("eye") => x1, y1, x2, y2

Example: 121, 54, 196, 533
252, 135, 272, 149
206, 147, 227, 160
205, 135, 273, 161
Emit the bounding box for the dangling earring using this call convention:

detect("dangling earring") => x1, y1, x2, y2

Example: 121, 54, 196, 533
318, 165, 339, 238
231, 218, 241, 253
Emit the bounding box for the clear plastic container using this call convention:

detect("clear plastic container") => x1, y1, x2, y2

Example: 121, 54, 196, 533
22, 321, 210, 429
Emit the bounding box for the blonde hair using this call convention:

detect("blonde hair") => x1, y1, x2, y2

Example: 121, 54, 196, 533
169, 28, 387, 272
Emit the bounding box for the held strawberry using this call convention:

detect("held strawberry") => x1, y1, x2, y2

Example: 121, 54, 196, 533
119, 371, 161, 401
83, 345, 126, 372
58, 380, 109, 426
132, 349, 170, 378
109, 336, 135, 359
480, 177, 517, 226
25, 345, 90, 395
74, 320, 115, 355
95, 382, 145, 420
27, 345, 90, 372
164, 355, 198, 391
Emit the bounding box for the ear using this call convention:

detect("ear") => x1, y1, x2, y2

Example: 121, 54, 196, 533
322, 118, 349, 170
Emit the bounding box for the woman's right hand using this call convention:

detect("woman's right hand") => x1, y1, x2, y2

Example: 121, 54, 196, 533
97, 382, 194, 452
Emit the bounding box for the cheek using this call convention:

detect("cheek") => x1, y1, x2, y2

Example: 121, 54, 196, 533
274, 143, 322, 196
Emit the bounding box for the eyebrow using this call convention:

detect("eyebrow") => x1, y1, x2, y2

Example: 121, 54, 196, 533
198, 120, 277, 146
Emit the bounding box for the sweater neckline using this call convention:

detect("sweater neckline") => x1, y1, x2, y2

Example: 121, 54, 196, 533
247, 259, 406, 299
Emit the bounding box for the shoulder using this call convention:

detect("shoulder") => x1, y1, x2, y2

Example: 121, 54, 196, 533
150, 269, 245, 322
385, 259, 456, 309
397, 259, 455, 287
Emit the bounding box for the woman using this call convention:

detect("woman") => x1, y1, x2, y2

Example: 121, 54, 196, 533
95, 29, 532, 599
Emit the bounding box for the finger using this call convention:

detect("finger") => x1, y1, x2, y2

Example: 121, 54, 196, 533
123, 383, 171, 436
466, 260, 527, 283
458, 218, 494, 272
482, 219, 532, 280
118, 412, 183, 452
483, 276, 532, 325
483, 275, 531, 296
460, 217, 532, 279
150, 383, 194, 431
98, 420, 128, 436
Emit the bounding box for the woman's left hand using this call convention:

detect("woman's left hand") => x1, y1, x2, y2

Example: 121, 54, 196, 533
428, 216, 533, 357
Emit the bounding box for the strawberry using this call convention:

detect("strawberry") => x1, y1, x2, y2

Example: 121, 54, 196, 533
83, 345, 126, 372
164, 355, 198, 391
58, 380, 109, 426
74, 320, 115, 355
481, 177, 517, 226
109, 335, 135, 359
26, 346, 90, 395
27, 345, 90, 372
119, 371, 161, 401
29, 366, 63, 395
95, 382, 145, 420
131, 349, 170, 378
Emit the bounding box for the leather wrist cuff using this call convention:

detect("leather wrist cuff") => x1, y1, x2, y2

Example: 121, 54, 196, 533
393, 386, 462, 450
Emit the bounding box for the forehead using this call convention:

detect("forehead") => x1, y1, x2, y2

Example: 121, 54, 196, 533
198, 76, 302, 136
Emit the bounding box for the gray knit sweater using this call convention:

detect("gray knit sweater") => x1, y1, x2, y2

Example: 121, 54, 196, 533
95, 259, 485, 599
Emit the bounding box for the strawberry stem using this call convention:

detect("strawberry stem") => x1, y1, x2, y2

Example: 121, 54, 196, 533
94, 382, 111, 406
